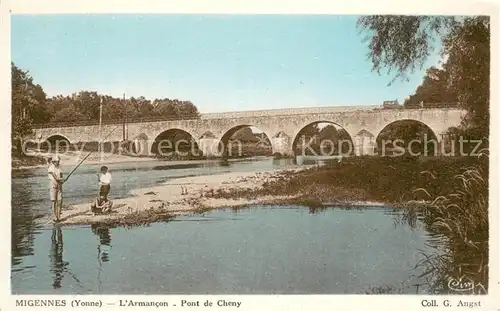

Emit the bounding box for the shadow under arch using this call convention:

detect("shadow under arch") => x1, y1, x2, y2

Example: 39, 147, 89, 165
150, 128, 201, 158
375, 119, 439, 156
291, 121, 355, 156
218, 125, 273, 158
43, 134, 72, 153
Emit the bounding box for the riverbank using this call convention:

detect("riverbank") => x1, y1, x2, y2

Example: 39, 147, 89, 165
43, 155, 485, 227
13, 151, 161, 170
41, 167, 312, 226
214, 155, 486, 205
11, 154, 48, 169
12, 149, 283, 170
28, 154, 489, 294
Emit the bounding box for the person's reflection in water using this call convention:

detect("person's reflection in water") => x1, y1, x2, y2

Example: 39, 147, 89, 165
91, 224, 112, 263
49, 226, 68, 289
91, 224, 112, 292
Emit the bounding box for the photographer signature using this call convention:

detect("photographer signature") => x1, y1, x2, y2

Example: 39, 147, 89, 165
447, 276, 487, 294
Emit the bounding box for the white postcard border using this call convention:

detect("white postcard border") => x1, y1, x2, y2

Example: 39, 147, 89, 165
1, 0, 499, 310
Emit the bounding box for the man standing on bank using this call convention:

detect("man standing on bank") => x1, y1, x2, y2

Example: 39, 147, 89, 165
97, 166, 112, 199
48, 154, 64, 222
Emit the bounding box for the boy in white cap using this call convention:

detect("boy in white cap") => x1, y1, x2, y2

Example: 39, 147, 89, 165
48, 154, 64, 222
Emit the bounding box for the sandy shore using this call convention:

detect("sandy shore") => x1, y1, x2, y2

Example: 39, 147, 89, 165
14, 150, 156, 170
42, 167, 307, 226
13, 150, 276, 171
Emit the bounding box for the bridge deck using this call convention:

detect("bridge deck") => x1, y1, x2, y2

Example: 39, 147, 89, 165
32, 106, 460, 129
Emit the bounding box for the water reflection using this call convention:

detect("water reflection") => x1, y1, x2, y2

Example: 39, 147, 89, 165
91, 224, 112, 263
49, 226, 68, 289
91, 224, 113, 293
12, 176, 45, 268
12, 206, 444, 294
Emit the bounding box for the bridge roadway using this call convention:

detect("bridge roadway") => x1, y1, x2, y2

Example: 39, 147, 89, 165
30, 106, 465, 157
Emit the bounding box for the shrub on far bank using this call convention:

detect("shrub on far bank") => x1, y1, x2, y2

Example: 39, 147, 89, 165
269, 156, 484, 203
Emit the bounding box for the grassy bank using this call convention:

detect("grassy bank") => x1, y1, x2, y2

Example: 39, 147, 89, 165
12, 153, 47, 169
212, 156, 484, 205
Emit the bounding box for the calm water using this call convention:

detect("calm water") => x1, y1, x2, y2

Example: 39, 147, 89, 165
11, 157, 437, 294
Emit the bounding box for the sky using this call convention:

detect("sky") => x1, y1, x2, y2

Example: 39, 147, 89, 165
11, 14, 444, 113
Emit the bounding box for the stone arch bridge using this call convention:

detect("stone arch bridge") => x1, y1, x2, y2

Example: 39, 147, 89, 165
30, 106, 465, 157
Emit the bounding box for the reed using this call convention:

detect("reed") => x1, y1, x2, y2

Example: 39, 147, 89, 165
405, 153, 489, 294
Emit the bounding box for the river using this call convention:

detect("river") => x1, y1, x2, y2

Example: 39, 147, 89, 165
11, 157, 439, 294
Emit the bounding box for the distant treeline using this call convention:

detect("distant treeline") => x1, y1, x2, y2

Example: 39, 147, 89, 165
37, 93, 200, 124
12, 62, 201, 154
12, 63, 200, 125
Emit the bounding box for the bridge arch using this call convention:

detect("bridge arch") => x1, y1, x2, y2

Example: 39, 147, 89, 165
218, 124, 275, 157
291, 121, 355, 156
39, 134, 72, 153
29, 108, 466, 158
150, 128, 201, 157
374, 119, 439, 156
46, 134, 72, 144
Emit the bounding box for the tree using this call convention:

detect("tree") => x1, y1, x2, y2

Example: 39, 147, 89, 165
53, 106, 86, 122
74, 91, 101, 121
357, 16, 456, 82
11, 63, 47, 155
358, 16, 489, 136
404, 66, 458, 108
376, 120, 437, 155
44, 94, 202, 123
442, 18, 490, 136
318, 124, 339, 141
232, 127, 258, 142
300, 123, 321, 140
150, 98, 200, 120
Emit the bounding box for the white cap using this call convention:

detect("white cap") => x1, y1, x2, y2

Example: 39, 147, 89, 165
52, 154, 61, 162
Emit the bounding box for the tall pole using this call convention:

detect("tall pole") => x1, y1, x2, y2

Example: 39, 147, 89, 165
122, 93, 126, 141
99, 96, 103, 162
23, 81, 27, 119
124, 93, 128, 140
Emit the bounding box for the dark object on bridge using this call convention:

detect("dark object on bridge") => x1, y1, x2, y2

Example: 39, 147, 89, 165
382, 100, 401, 109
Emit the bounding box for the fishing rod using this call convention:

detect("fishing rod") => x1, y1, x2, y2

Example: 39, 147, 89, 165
63, 125, 121, 183
166, 183, 214, 186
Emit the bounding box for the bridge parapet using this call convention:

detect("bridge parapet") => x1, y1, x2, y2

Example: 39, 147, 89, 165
28, 106, 466, 158
201, 105, 381, 119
